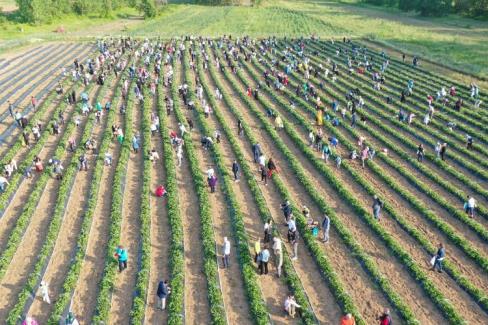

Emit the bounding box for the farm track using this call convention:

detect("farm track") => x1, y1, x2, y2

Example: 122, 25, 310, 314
0, 81, 102, 321
201, 55, 344, 324
210, 51, 422, 324
143, 88, 170, 324
171, 59, 212, 324
183, 61, 254, 325
25, 70, 122, 323
241, 54, 488, 291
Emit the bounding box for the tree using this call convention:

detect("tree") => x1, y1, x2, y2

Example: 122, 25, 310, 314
139, 0, 157, 18
398, 0, 419, 11
418, 0, 450, 16
16, 0, 54, 23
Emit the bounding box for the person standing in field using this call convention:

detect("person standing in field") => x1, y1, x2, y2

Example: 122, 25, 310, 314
340, 313, 356, 325
372, 195, 384, 220
431, 243, 445, 273
156, 280, 170, 310
378, 309, 392, 325
273, 237, 283, 277
222, 236, 231, 268
132, 134, 140, 153
7, 100, 14, 118
31, 96, 37, 110
115, 245, 128, 272
466, 195, 477, 218
440, 142, 447, 161
232, 160, 240, 181
39, 281, 50, 304
208, 175, 218, 193
416, 144, 424, 162
322, 214, 330, 243
254, 239, 261, 264
291, 230, 299, 261
258, 246, 270, 275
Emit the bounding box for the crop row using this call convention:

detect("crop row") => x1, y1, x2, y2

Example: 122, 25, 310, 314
0, 77, 101, 283
156, 74, 185, 325
210, 45, 379, 324
265, 41, 488, 200
0, 67, 91, 214
130, 59, 154, 323
239, 55, 488, 313
273, 41, 488, 208
0, 65, 76, 167
334, 40, 488, 128
313, 40, 488, 153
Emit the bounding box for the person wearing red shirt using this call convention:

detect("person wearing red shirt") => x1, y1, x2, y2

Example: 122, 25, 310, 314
340, 313, 356, 325
378, 309, 392, 325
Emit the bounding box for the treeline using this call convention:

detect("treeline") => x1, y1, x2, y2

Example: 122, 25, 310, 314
362, 0, 488, 18
15, 0, 158, 23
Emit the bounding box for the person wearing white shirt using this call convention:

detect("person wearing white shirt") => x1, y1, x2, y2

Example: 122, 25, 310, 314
284, 295, 301, 318
179, 123, 186, 137
467, 195, 477, 218
273, 237, 283, 277
258, 154, 266, 168
222, 237, 231, 268
40, 281, 50, 304
207, 167, 214, 179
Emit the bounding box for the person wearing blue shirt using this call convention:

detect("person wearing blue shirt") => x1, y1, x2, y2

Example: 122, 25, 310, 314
115, 245, 128, 272
258, 247, 270, 275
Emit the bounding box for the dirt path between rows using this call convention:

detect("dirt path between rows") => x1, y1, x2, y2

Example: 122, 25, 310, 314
170, 63, 211, 324
108, 101, 143, 323
144, 90, 170, 324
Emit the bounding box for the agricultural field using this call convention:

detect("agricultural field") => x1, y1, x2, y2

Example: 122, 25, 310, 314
0, 33, 486, 325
